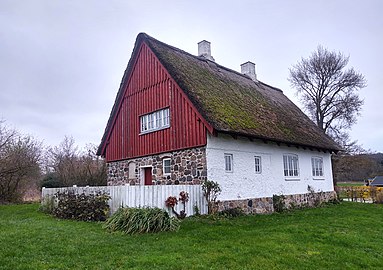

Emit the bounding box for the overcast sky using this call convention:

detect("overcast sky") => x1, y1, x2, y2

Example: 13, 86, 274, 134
1, 0, 382, 152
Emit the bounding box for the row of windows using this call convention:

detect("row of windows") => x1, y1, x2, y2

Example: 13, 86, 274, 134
224, 153, 324, 178
154, 154, 324, 178
140, 108, 170, 133
224, 154, 262, 174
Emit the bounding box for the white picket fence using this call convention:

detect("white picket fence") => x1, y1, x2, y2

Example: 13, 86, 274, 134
41, 185, 208, 216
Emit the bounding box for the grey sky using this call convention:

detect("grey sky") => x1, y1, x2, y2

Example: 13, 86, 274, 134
1, 0, 382, 152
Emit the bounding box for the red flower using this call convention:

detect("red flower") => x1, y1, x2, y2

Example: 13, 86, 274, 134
165, 196, 178, 208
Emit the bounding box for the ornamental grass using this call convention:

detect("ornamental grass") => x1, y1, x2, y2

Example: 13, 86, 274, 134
103, 207, 180, 235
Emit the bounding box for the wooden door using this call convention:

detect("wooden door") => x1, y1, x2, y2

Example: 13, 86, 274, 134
144, 167, 152, 185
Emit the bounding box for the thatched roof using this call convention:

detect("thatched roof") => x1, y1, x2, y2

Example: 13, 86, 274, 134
97, 33, 340, 155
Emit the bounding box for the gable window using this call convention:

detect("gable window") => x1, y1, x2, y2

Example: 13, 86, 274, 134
283, 154, 299, 177
254, 156, 262, 174
140, 108, 170, 134
311, 157, 324, 177
163, 158, 171, 175
224, 153, 233, 172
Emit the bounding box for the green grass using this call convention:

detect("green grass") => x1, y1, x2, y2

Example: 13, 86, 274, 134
337, 182, 364, 187
1, 203, 383, 269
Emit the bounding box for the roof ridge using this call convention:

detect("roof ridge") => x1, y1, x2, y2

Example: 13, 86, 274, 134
140, 33, 283, 93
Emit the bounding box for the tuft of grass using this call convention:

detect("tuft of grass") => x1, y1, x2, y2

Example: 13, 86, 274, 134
103, 207, 179, 234
1, 202, 383, 269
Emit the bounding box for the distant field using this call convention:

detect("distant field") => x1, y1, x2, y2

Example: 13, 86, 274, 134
337, 182, 365, 187
1, 203, 383, 269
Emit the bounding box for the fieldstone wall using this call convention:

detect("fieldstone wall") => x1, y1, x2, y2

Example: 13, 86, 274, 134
218, 197, 274, 214
107, 147, 207, 186
283, 191, 337, 209
217, 191, 337, 214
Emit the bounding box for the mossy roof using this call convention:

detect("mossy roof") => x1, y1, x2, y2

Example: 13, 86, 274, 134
144, 34, 339, 151
97, 33, 340, 156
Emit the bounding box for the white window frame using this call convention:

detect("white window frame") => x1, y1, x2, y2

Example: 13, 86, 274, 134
224, 153, 233, 173
163, 158, 171, 175
254, 156, 262, 174
140, 108, 170, 134
311, 157, 324, 179
283, 154, 299, 179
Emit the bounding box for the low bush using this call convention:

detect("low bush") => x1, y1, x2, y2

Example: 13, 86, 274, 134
52, 191, 110, 221
39, 195, 56, 214
103, 207, 180, 235
272, 194, 286, 213
342, 186, 383, 203
202, 180, 221, 214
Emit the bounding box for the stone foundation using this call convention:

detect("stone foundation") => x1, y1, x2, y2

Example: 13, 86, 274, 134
217, 191, 337, 214
107, 147, 207, 186
218, 197, 274, 214
283, 190, 337, 209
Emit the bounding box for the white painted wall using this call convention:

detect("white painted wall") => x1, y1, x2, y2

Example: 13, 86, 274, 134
206, 133, 334, 201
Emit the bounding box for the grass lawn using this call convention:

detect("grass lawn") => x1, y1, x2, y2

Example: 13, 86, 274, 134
1, 203, 383, 270
337, 182, 364, 187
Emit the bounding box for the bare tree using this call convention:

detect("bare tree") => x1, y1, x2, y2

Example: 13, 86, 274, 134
47, 136, 79, 186
0, 122, 42, 203
45, 136, 107, 187
289, 46, 367, 150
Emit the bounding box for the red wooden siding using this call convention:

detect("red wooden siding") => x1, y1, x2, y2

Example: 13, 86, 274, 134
105, 43, 209, 162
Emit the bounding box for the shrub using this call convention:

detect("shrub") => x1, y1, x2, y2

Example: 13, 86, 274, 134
202, 180, 221, 214
218, 207, 245, 218
374, 191, 383, 204
307, 185, 323, 207
272, 194, 286, 213
165, 191, 189, 219
52, 191, 110, 221
103, 207, 180, 235
39, 195, 56, 214
40, 173, 62, 188
193, 203, 200, 216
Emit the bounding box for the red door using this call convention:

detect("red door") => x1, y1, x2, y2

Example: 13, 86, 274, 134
144, 167, 152, 185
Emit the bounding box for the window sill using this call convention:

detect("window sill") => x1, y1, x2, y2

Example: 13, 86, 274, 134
285, 178, 300, 181
313, 177, 325, 181
139, 126, 170, 135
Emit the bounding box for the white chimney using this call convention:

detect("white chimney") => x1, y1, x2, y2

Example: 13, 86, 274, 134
198, 40, 215, 61
241, 61, 257, 81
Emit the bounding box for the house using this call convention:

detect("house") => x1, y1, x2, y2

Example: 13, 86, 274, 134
370, 176, 383, 187
97, 33, 340, 212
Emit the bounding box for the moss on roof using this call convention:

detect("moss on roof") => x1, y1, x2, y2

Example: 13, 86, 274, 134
97, 33, 340, 156
143, 34, 339, 151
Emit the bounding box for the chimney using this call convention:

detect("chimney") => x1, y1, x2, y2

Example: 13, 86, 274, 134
241, 61, 257, 81
198, 40, 215, 61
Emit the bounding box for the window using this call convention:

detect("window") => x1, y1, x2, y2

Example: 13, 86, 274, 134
163, 158, 171, 175
312, 157, 324, 177
283, 154, 299, 177
140, 108, 170, 133
254, 156, 262, 174
224, 154, 233, 172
